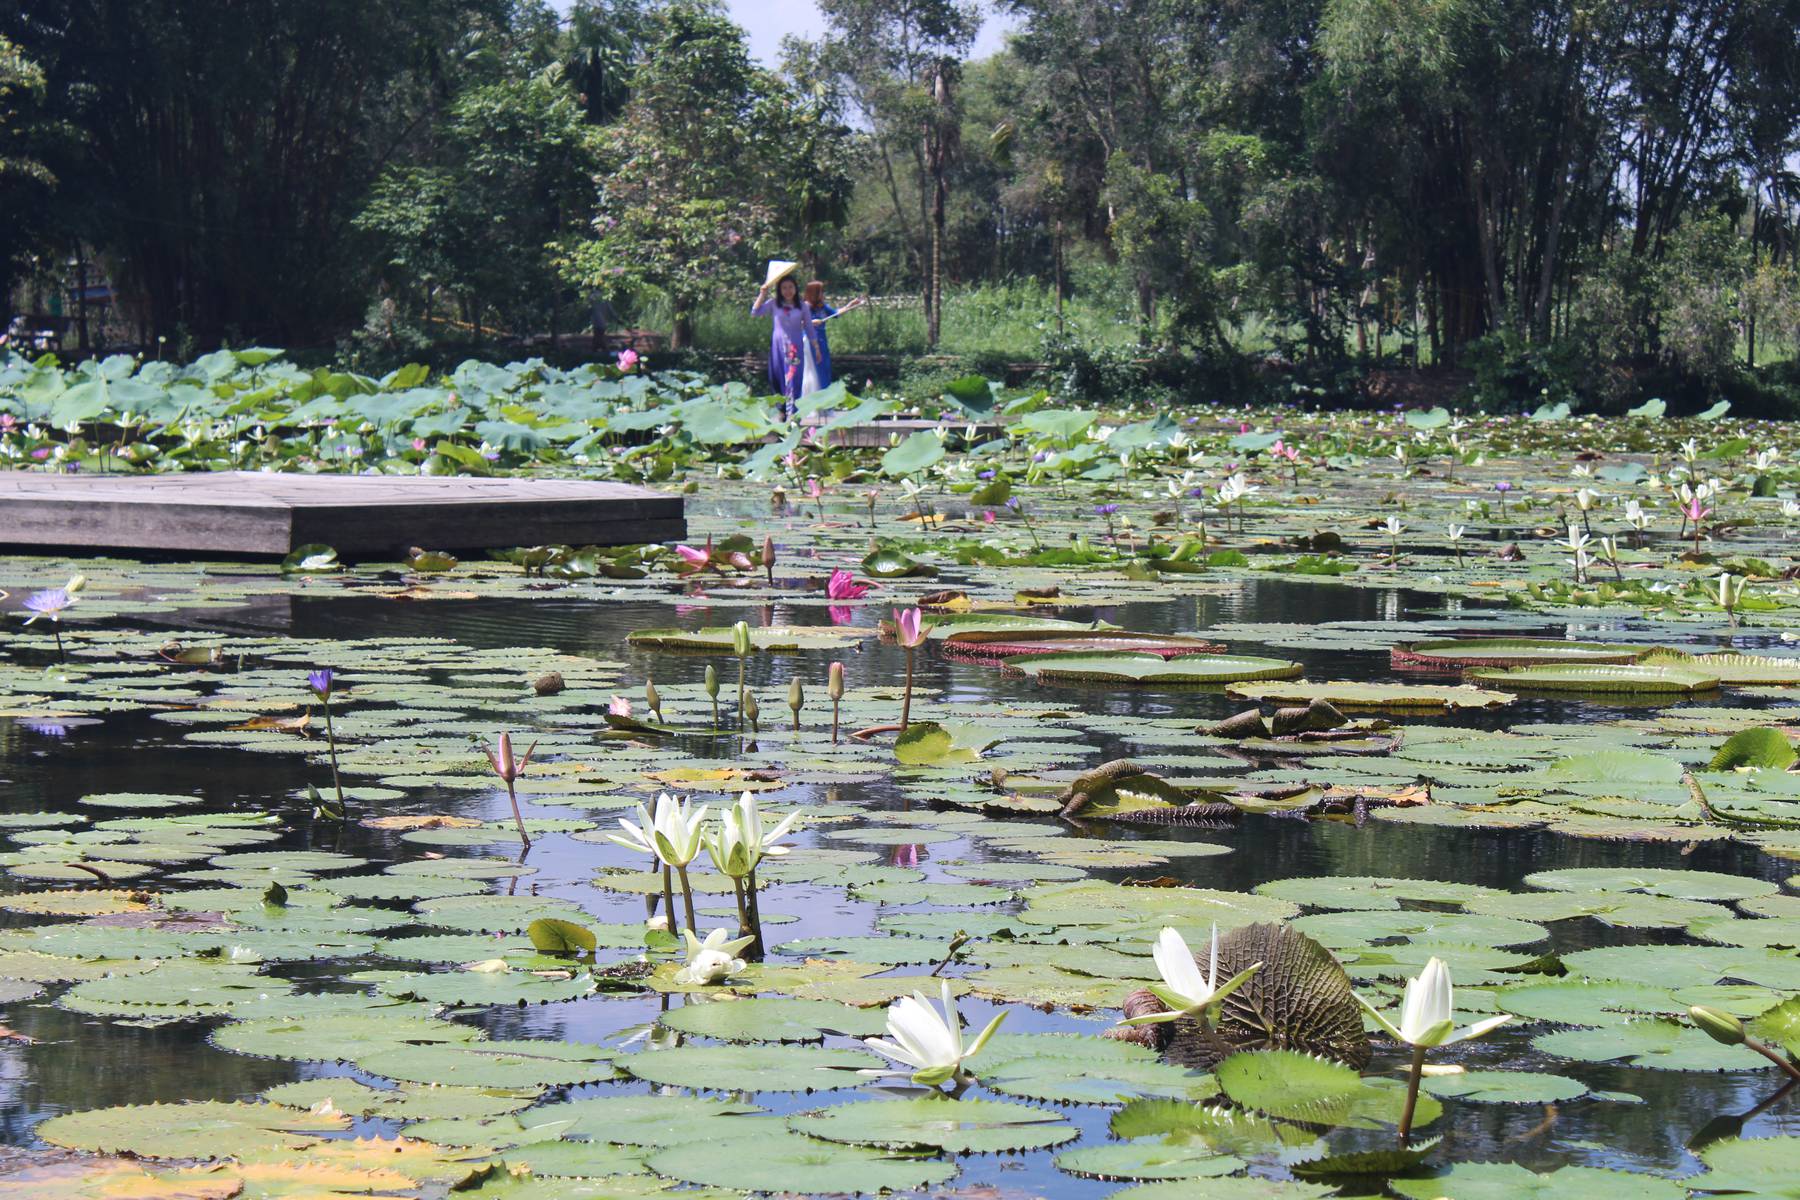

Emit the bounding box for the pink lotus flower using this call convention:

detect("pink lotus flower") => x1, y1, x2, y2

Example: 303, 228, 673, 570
616, 348, 640, 372
411, 437, 427, 452
1273, 440, 1300, 462
674, 544, 710, 568
827, 569, 869, 600
894, 606, 926, 648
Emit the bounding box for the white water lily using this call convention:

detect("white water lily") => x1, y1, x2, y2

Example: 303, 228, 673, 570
608, 793, 709, 868
1680, 438, 1700, 464
1446, 523, 1464, 542
864, 979, 1007, 1087
1120, 926, 1263, 1027
675, 927, 754, 985
1755, 448, 1779, 472
1354, 957, 1511, 1048
1575, 487, 1597, 512
1782, 499, 1800, 519
1717, 573, 1745, 612
704, 791, 800, 879
1625, 500, 1651, 530
1383, 515, 1404, 536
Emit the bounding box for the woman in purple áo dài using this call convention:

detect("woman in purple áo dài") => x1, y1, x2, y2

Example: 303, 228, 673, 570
750, 268, 823, 417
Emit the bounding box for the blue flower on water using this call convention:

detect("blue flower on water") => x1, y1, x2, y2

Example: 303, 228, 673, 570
308, 668, 334, 699
21, 589, 70, 625
1094, 504, 1120, 517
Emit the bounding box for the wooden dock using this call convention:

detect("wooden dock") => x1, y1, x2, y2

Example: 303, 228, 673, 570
0, 472, 684, 558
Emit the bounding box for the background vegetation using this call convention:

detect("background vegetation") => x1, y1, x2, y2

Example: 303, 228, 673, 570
5, 1, 1800, 412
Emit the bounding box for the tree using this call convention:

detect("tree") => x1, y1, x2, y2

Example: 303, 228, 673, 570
813, 0, 979, 347
559, 3, 851, 349
6, 0, 503, 347
355, 13, 601, 346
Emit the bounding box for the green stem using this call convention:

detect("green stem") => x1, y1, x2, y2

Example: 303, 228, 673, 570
745, 867, 764, 960
736, 655, 747, 727
1398, 1044, 1428, 1148
322, 699, 345, 811
661, 862, 675, 933
1748, 1034, 1800, 1083
503, 778, 531, 847
732, 877, 753, 943
675, 864, 698, 937
900, 646, 915, 730
832, 697, 840, 744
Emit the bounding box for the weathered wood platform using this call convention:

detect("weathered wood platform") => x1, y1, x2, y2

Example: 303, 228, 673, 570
0, 472, 684, 557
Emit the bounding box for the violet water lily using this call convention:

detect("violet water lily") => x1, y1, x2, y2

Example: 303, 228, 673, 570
20, 586, 75, 661
484, 731, 539, 848
306, 668, 345, 816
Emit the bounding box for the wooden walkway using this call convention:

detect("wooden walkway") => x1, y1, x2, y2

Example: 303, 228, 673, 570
0, 472, 684, 557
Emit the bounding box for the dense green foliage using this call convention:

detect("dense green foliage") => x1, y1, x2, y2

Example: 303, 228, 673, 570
6, 1, 1800, 410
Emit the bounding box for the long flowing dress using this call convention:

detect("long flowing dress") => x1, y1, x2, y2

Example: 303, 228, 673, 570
813, 304, 839, 388
750, 297, 820, 403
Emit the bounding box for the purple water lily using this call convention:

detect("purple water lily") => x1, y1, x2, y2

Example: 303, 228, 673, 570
21, 588, 70, 624
307, 668, 334, 699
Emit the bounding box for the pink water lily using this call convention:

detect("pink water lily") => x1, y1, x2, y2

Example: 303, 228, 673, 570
827, 569, 869, 600
674, 544, 710, 568
616, 348, 640, 372
894, 606, 926, 648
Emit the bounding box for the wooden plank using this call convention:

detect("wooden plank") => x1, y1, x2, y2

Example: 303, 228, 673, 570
0, 472, 683, 557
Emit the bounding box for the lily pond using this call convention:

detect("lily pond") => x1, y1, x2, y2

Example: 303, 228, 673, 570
1, 359, 1800, 1199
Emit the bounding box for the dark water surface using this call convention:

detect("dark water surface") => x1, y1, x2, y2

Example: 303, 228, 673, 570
1, 573, 1795, 1192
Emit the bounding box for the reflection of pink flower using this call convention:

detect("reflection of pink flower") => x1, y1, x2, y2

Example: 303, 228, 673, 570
887, 843, 923, 868
827, 569, 868, 600
616, 348, 640, 372
894, 607, 925, 648
828, 604, 856, 626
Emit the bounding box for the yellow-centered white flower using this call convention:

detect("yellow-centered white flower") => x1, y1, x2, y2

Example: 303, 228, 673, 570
864, 979, 1007, 1087
704, 792, 800, 879
675, 927, 754, 985
607, 793, 708, 868
1354, 956, 1511, 1048
1120, 926, 1262, 1027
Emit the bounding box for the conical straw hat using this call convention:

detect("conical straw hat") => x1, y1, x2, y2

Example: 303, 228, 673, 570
764, 260, 799, 289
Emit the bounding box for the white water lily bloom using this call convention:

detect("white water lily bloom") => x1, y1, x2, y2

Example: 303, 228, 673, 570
675, 927, 754, 985
1383, 515, 1404, 537
1680, 438, 1700, 464
1446, 524, 1464, 541
1120, 926, 1263, 1027
1575, 487, 1597, 512
864, 979, 1007, 1087
1755, 448, 1780, 472
1717, 573, 1745, 610
608, 793, 709, 868
1626, 500, 1651, 530
1562, 525, 1590, 555
704, 792, 801, 879
1354, 957, 1511, 1048
1782, 500, 1800, 519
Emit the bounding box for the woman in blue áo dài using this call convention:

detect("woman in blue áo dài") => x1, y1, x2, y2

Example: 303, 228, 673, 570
750, 262, 822, 416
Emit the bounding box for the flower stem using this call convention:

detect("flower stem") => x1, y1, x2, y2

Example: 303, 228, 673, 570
660, 862, 674, 932
732, 877, 753, 943
900, 646, 915, 731
322, 699, 346, 813
736, 655, 747, 727
675, 864, 698, 937
503, 778, 531, 848
1398, 1044, 1428, 1147
832, 697, 840, 744
1748, 1034, 1800, 1083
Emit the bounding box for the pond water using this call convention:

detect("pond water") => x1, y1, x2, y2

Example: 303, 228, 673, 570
0, 558, 1795, 1198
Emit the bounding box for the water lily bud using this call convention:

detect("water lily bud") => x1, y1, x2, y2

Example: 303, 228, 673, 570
65, 574, 87, 595
1689, 1005, 1746, 1046
761, 535, 775, 568
704, 664, 719, 698
788, 677, 804, 714
828, 662, 845, 701
731, 621, 753, 657
744, 693, 760, 727
646, 678, 661, 715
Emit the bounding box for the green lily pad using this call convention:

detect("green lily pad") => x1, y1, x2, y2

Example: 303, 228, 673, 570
791, 1097, 1077, 1153
619, 1043, 882, 1092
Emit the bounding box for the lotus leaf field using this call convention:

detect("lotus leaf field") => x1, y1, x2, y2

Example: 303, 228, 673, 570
1, 350, 1799, 1197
